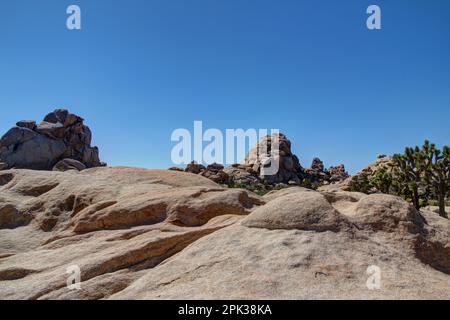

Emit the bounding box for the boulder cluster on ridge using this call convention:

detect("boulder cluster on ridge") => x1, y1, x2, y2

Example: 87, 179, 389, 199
0, 109, 105, 172
173, 133, 349, 189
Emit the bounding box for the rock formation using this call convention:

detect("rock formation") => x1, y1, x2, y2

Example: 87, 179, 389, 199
310, 157, 325, 171
184, 161, 206, 175
0, 109, 104, 171
328, 164, 350, 182
52, 159, 87, 172
224, 164, 260, 186
305, 158, 349, 185
243, 133, 303, 185
176, 134, 349, 188
0, 167, 449, 299
339, 155, 393, 191
183, 162, 230, 184
199, 163, 230, 184
304, 158, 328, 183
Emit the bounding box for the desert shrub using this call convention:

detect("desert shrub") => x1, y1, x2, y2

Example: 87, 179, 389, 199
349, 174, 371, 194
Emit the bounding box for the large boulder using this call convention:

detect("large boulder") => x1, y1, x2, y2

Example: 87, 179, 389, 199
53, 159, 87, 172
310, 157, 325, 171
184, 161, 206, 174
200, 163, 230, 184
328, 164, 350, 182
223, 165, 260, 185
243, 133, 303, 185
16, 120, 36, 130
0, 109, 104, 171
0, 131, 66, 170
242, 189, 345, 232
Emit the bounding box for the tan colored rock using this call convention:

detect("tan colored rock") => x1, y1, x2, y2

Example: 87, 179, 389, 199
242, 190, 346, 232
262, 186, 314, 202
112, 222, 450, 300
351, 194, 423, 232
0, 167, 261, 299
0, 168, 449, 300
244, 133, 303, 185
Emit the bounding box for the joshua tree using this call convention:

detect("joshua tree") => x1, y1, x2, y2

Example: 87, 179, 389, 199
422, 141, 450, 218
392, 145, 427, 210
349, 174, 371, 194
369, 166, 393, 194
350, 140, 448, 217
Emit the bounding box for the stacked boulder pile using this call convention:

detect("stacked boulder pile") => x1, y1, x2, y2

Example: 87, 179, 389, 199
172, 133, 349, 188
182, 162, 230, 184
328, 164, 349, 182
0, 109, 105, 172
304, 157, 350, 185
243, 133, 304, 185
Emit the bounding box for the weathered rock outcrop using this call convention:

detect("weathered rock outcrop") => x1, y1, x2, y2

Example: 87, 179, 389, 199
243, 133, 303, 185
0, 167, 448, 300
183, 162, 230, 184
184, 161, 206, 175
176, 134, 349, 188
328, 164, 350, 182
0, 109, 104, 171
304, 158, 349, 185
339, 155, 394, 191
224, 165, 260, 185
200, 163, 230, 184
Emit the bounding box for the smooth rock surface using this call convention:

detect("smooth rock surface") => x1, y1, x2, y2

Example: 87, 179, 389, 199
0, 167, 448, 300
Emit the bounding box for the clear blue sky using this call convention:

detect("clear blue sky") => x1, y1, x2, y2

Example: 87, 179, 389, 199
1, 0, 449, 174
